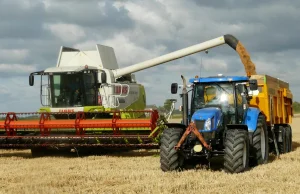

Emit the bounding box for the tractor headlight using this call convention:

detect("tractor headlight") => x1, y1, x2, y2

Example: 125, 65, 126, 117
204, 118, 211, 130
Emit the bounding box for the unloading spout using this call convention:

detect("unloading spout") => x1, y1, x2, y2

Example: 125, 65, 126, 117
223, 34, 257, 77
112, 34, 256, 78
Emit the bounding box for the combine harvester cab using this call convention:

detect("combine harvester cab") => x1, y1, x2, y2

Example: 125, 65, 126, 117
28, 44, 146, 119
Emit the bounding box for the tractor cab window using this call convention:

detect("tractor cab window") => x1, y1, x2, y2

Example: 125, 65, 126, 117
192, 83, 234, 110
50, 71, 97, 108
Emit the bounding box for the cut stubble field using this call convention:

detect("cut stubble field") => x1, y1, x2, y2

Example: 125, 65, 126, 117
1, 118, 300, 194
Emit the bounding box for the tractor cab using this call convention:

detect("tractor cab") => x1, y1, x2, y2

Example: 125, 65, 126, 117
172, 74, 258, 134
190, 75, 251, 131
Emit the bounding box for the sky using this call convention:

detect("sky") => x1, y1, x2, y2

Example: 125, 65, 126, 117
1, 0, 300, 112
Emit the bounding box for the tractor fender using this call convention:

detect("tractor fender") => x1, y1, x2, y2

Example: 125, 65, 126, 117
244, 107, 261, 132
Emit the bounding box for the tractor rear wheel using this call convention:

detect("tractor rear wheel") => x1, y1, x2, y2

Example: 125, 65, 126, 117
224, 129, 249, 173
160, 128, 184, 172
251, 115, 269, 165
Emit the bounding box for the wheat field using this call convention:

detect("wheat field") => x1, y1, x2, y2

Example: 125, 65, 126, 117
1, 118, 300, 194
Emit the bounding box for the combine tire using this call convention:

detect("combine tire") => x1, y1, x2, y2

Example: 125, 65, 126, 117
251, 115, 269, 165
224, 129, 249, 173
160, 128, 184, 172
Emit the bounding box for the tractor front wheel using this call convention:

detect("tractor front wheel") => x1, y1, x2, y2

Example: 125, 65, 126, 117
224, 129, 249, 173
160, 128, 184, 172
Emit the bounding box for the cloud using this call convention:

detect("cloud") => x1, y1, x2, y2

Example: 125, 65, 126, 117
0, 49, 29, 63
44, 23, 86, 42
0, 0, 300, 112
74, 34, 167, 67
0, 64, 36, 75
0, 86, 10, 94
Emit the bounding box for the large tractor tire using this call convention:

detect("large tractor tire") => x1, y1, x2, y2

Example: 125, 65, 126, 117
251, 115, 269, 166
160, 128, 184, 172
224, 129, 249, 173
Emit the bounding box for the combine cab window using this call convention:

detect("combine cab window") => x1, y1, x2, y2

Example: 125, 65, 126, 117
83, 73, 96, 106
50, 72, 97, 108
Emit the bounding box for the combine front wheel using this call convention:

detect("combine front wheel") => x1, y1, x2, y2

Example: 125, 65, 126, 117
160, 128, 184, 172
224, 129, 249, 173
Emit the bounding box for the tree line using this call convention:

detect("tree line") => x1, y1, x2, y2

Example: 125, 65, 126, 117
293, 101, 300, 113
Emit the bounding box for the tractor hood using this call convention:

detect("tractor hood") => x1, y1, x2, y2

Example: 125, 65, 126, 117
191, 107, 222, 132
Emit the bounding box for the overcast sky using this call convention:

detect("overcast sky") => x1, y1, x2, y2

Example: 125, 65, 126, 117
1, 0, 300, 112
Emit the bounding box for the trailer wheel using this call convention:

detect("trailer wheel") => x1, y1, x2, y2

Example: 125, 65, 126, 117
286, 126, 293, 152
279, 126, 291, 154
224, 129, 249, 173
278, 126, 288, 154
160, 128, 184, 172
251, 115, 269, 165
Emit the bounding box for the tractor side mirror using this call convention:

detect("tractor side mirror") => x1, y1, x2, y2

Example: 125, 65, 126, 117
99, 71, 107, 84
179, 105, 183, 112
29, 74, 34, 86
171, 83, 178, 94
249, 79, 258, 91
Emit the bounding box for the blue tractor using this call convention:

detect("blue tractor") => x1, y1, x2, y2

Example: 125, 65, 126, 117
160, 74, 271, 173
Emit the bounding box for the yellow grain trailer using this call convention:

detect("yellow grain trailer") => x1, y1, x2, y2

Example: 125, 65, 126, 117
250, 74, 293, 154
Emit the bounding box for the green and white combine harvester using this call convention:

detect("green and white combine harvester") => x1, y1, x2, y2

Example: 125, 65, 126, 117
0, 34, 293, 173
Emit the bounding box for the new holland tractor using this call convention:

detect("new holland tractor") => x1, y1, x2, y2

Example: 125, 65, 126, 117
160, 65, 293, 173
0, 35, 293, 168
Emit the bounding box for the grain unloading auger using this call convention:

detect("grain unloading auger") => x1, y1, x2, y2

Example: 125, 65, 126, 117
0, 35, 259, 151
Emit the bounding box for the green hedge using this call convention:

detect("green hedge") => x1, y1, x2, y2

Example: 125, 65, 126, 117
293, 101, 300, 113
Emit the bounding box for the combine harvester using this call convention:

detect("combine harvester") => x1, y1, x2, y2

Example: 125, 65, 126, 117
0, 35, 293, 173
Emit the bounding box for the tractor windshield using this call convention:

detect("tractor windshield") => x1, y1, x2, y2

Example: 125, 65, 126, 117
192, 83, 235, 112
49, 71, 97, 108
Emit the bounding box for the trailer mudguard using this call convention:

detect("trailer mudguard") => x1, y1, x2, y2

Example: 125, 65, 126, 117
244, 107, 261, 132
